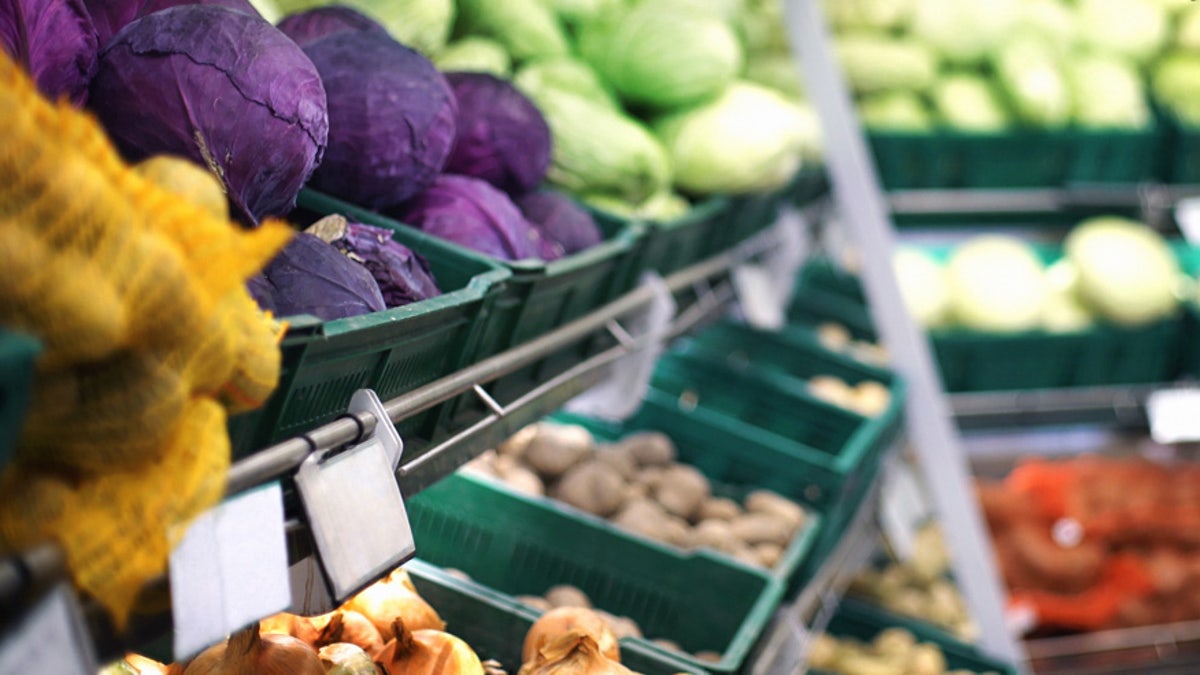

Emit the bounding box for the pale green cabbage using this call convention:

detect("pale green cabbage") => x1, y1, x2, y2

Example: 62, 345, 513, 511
824, 0, 914, 32
1153, 51, 1200, 124
835, 33, 937, 95
456, 0, 570, 63
743, 54, 804, 100
933, 74, 1009, 132
1076, 0, 1167, 66
909, 0, 1020, 65
993, 39, 1071, 128
654, 81, 807, 195
1178, 6, 1200, 52
1065, 217, 1181, 326
946, 236, 1048, 333
514, 57, 621, 109
859, 92, 932, 131
582, 189, 692, 222
578, 3, 743, 109
1065, 55, 1150, 129
273, 0, 455, 56
434, 37, 511, 77
893, 247, 949, 328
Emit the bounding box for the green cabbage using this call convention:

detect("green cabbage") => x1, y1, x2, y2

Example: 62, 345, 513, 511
1076, 0, 1167, 66
1065, 217, 1182, 326
518, 85, 671, 204
537, 0, 624, 27
654, 81, 807, 195
736, 0, 789, 56
1041, 260, 1094, 333
514, 57, 620, 109
910, 0, 1020, 65
743, 54, 804, 100
933, 74, 1008, 132
248, 0, 282, 22
272, 0, 454, 55
993, 39, 1071, 128
455, 0, 569, 63
582, 189, 691, 222
1065, 55, 1150, 129
835, 33, 937, 95
824, 0, 914, 32
945, 236, 1047, 333
1153, 51, 1200, 124
1177, 6, 1200, 52
434, 37, 511, 76
893, 247, 949, 328
652, 0, 744, 22
1013, 0, 1077, 58
578, 3, 743, 110
858, 92, 932, 131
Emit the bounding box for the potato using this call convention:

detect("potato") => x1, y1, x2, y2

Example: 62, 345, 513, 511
690, 519, 737, 552
816, 322, 852, 351
744, 490, 806, 530
808, 375, 856, 409
837, 653, 902, 675
653, 465, 711, 521
595, 610, 642, 639
906, 643, 946, 675
871, 628, 915, 661
884, 589, 929, 619
658, 514, 693, 547
545, 585, 591, 609
851, 380, 891, 417
551, 460, 626, 517
518, 595, 553, 612
623, 481, 649, 503
616, 431, 676, 467
496, 424, 538, 458
910, 524, 950, 584
612, 498, 672, 540
755, 543, 784, 568
461, 451, 498, 478
730, 544, 762, 567
808, 633, 840, 669
593, 445, 638, 479
634, 466, 665, 490
730, 512, 794, 546
524, 422, 594, 478
697, 497, 742, 522
493, 455, 545, 496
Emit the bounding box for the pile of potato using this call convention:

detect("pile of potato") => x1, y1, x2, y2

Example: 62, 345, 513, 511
808, 628, 997, 675
815, 321, 890, 367
463, 422, 809, 570
848, 525, 978, 642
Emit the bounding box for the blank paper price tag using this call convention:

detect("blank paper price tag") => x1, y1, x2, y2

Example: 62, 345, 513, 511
879, 460, 933, 562
1176, 198, 1200, 245
295, 441, 415, 602
170, 482, 291, 658
0, 583, 96, 675
1148, 388, 1200, 444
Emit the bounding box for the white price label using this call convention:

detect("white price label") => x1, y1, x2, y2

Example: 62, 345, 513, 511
879, 459, 933, 562
295, 441, 415, 601
170, 482, 291, 659
1176, 198, 1200, 246
0, 583, 96, 675
1147, 387, 1200, 444
565, 272, 676, 422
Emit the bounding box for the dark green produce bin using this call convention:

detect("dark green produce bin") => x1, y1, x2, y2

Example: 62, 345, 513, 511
0, 329, 41, 469
226, 202, 511, 461
405, 560, 704, 675
810, 599, 1016, 675
589, 197, 731, 279
297, 189, 644, 456
1158, 110, 1200, 184
407, 472, 785, 675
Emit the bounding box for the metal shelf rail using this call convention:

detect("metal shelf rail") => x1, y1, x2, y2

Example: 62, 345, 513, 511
0, 208, 794, 664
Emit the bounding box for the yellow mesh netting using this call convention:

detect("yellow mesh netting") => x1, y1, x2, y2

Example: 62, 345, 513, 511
0, 50, 294, 627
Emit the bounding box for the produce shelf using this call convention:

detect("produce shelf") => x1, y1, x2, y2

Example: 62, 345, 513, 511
949, 385, 1157, 431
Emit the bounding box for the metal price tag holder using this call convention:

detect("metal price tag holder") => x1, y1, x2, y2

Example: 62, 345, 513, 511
293, 389, 415, 605
0, 582, 96, 674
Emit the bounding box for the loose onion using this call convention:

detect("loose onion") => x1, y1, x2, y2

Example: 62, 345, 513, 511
518, 631, 635, 675
522, 607, 620, 665
345, 571, 445, 640
315, 610, 385, 656
373, 618, 485, 675
181, 622, 324, 675
318, 642, 379, 675
258, 613, 298, 637
124, 654, 169, 674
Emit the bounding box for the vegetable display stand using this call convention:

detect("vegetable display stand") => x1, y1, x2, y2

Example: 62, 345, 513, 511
718, 166, 830, 253
810, 599, 1017, 675
0, 329, 40, 469
645, 352, 900, 582
406, 472, 785, 675
298, 190, 645, 419
406, 560, 705, 675
869, 126, 1162, 190
1159, 112, 1200, 184
225, 202, 512, 460
590, 197, 732, 280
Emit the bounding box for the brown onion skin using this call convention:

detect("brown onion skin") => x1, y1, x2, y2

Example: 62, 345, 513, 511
374, 618, 485, 675
518, 631, 634, 675
180, 622, 324, 675
315, 610, 386, 656
345, 575, 446, 641
521, 607, 621, 664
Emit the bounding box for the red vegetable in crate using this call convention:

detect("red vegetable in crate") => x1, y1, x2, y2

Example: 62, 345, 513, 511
301, 31, 456, 209
276, 6, 388, 48
400, 174, 558, 261
306, 215, 442, 308
89, 5, 328, 225
444, 71, 552, 195
516, 190, 603, 256
252, 232, 386, 320
83, 0, 262, 48
0, 0, 97, 105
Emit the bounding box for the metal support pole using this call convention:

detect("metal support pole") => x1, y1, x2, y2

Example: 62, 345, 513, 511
783, 0, 1026, 667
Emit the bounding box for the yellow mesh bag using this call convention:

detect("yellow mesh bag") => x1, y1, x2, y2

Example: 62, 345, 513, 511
218, 288, 286, 414
16, 350, 188, 471
0, 396, 231, 628
0, 220, 127, 369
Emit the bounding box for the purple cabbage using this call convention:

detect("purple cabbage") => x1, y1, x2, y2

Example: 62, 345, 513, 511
306, 215, 441, 308
252, 232, 386, 320
302, 31, 456, 209
400, 174, 554, 261
83, 0, 262, 48
1, 0, 98, 106
516, 190, 603, 255
89, 5, 328, 225
444, 72, 552, 196
276, 6, 387, 48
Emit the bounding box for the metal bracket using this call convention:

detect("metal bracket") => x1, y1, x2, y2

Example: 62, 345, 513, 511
346, 388, 403, 471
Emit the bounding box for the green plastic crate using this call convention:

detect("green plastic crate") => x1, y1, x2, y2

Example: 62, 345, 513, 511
869, 126, 1162, 190
541, 409, 822, 595
405, 560, 704, 675
718, 166, 831, 252
407, 472, 785, 674
1158, 110, 1200, 183
300, 190, 644, 419
1170, 243, 1200, 380
0, 329, 40, 469
811, 599, 1016, 675
226, 202, 512, 460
